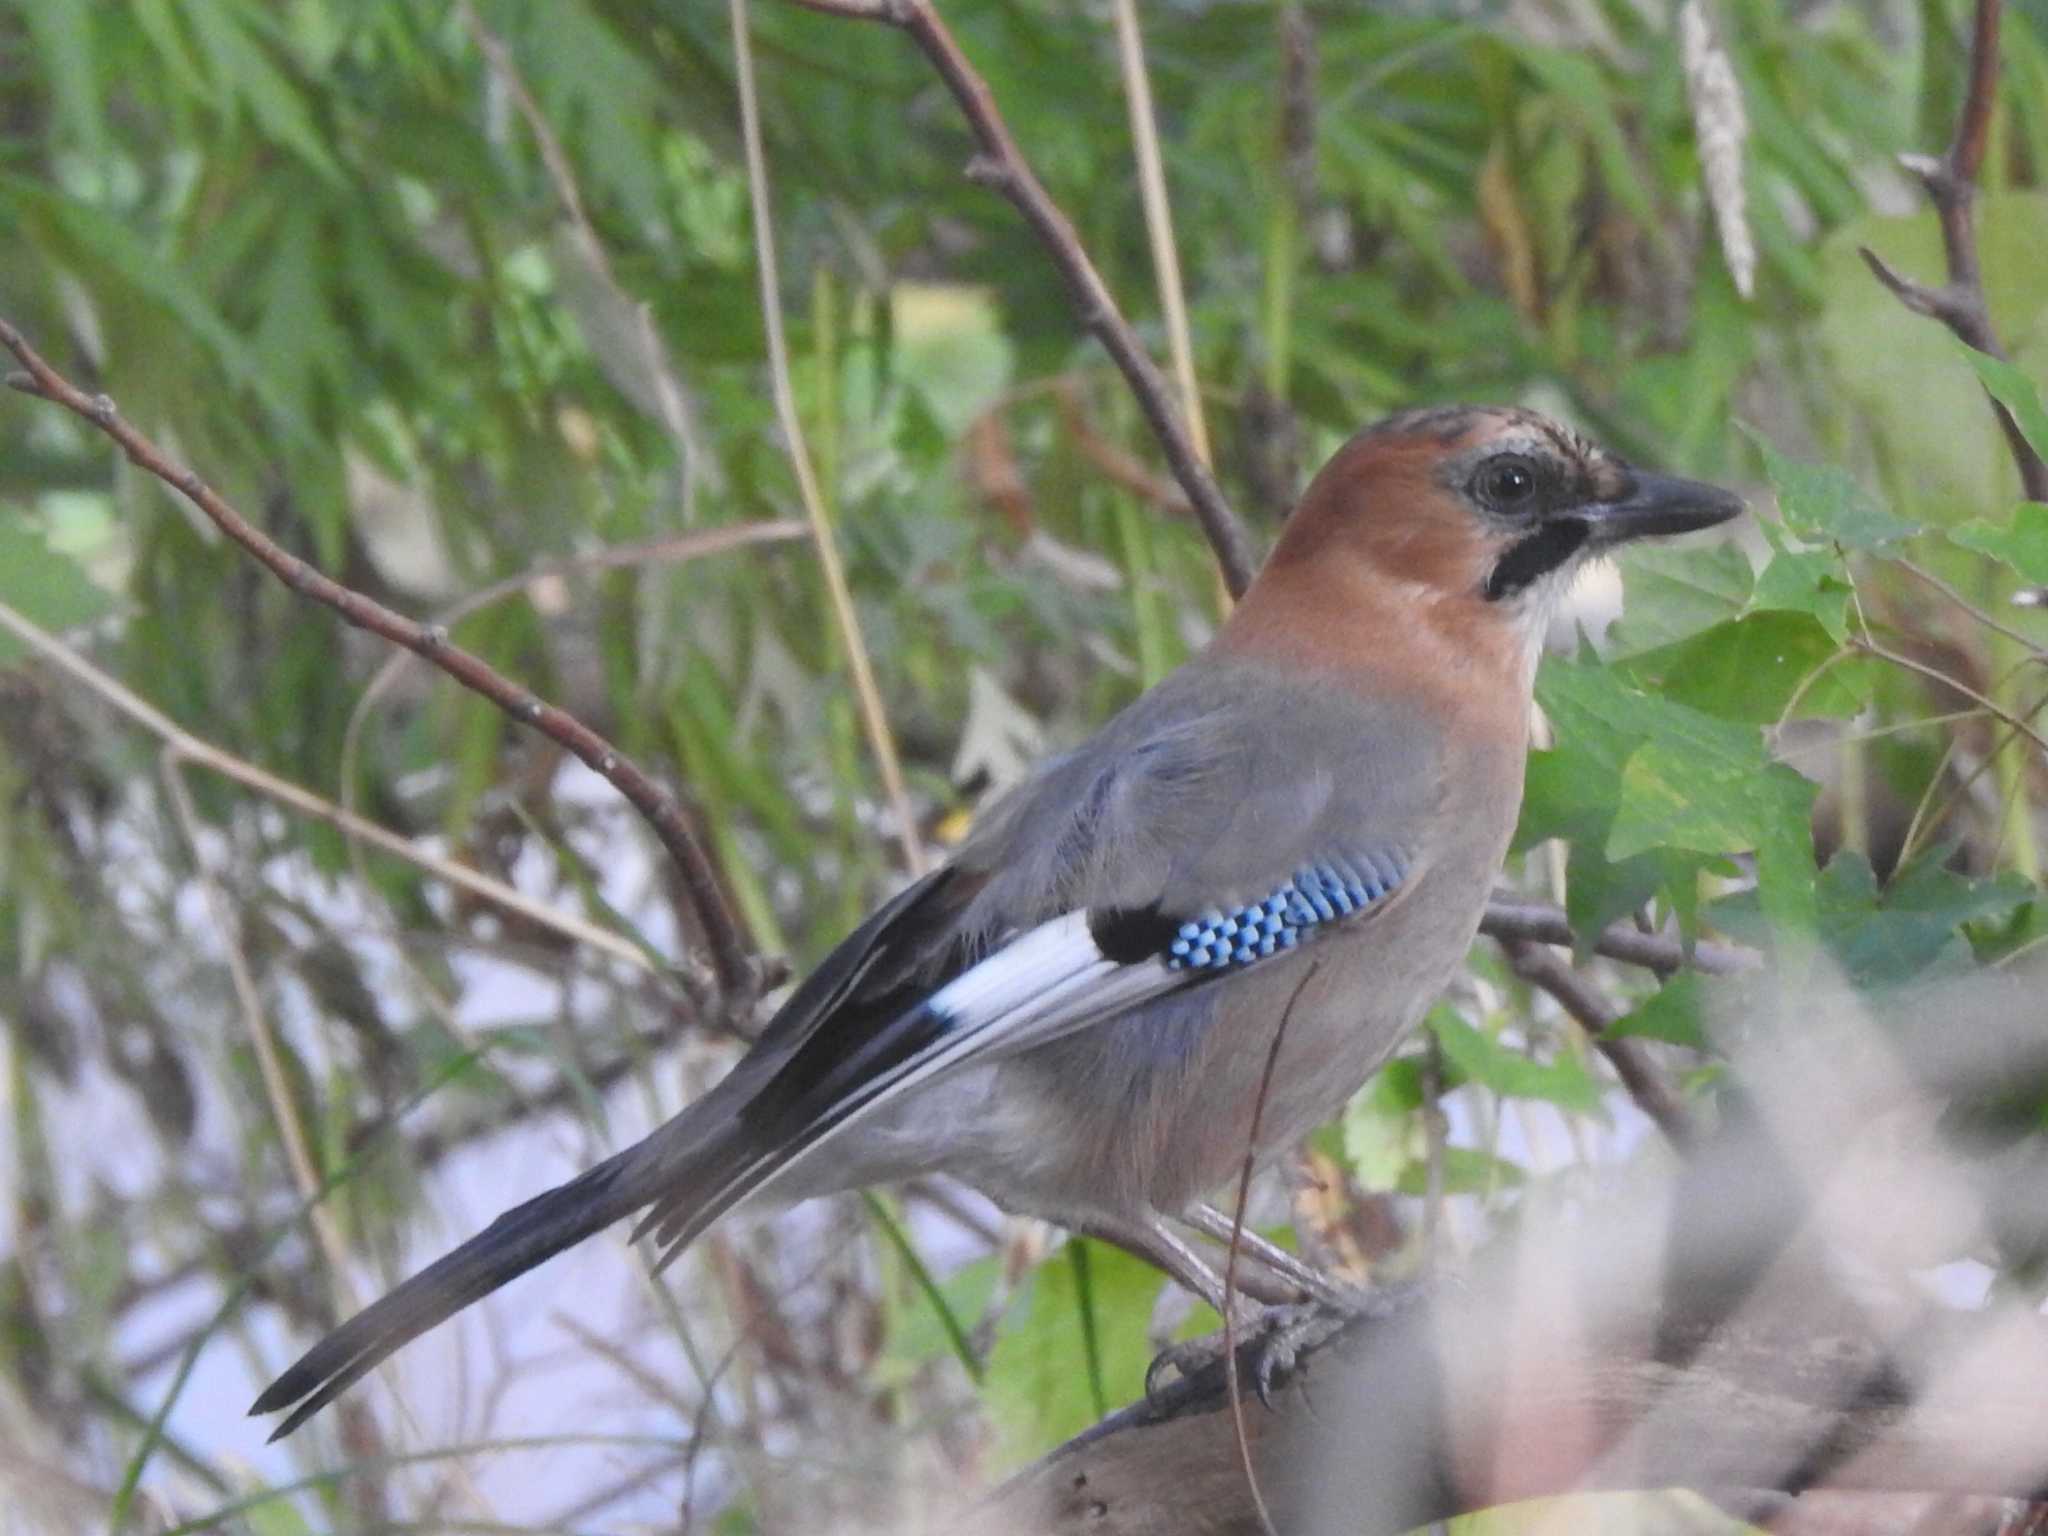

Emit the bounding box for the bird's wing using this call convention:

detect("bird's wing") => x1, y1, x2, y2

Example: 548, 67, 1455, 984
633, 658, 1442, 1252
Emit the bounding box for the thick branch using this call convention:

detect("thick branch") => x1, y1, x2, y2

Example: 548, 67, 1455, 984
981, 1293, 2048, 1534
1503, 937, 1698, 1149
1478, 896, 1758, 978
0, 318, 763, 1002
782, 0, 1260, 595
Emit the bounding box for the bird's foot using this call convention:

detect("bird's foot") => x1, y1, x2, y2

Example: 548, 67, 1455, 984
1143, 1299, 1354, 1410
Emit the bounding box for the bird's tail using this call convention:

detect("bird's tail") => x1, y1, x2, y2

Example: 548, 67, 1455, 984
251, 1116, 742, 1441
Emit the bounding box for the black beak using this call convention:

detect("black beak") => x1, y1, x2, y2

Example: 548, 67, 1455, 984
1580, 471, 1745, 549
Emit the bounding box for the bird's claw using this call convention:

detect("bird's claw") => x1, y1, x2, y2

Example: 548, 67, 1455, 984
1144, 1335, 1214, 1404
1143, 1300, 1349, 1410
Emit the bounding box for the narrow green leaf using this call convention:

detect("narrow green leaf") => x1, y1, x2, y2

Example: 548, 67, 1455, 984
1961, 348, 2048, 464
863, 1193, 984, 1385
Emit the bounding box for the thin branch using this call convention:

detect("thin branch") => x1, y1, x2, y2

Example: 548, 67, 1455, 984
729, 0, 929, 876
0, 598, 655, 973
779, 0, 1260, 596
1504, 938, 1698, 1150
1857, 0, 2047, 502
1896, 557, 2047, 656
0, 316, 760, 999
1478, 896, 1759, 977
333, 522, 808, 998
1851, 635, 2048, 758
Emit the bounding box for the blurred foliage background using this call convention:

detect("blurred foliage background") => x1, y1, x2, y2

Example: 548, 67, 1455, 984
1, 0, 2046, 1530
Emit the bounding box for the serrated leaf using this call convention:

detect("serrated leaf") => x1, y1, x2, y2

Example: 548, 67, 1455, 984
1951, 502, 2048, 585
1429, 1010, 1605, 1115
0, 524, 114, 661
1742, 427, 1920, 549
1961, 348, 2048, 465
1710, 849, 2034, 987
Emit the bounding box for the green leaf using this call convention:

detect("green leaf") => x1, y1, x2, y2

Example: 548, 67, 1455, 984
17, 0, 106, 166
1751, 535, 1854, 643
1961, 348, 2048, 464
1537, 658, 1819, 935
1742, 427, 1920, 549
1951, 501, 2048, 585
1616, 611, 1869, 722
1710, 850, 2034, 987
1341, 1064, 1424, 1188
878, 1250, 997, 1385
1608, 540, 1755, 655
985, 1240, 1163, 1467
1429, 1010, 1605, 1116
182, 1, 344, 185
1606, 973, 1708, 1049
0, 523, 114, 662
1819, 851, 2035, 986
1394, 1146, 1523, 1196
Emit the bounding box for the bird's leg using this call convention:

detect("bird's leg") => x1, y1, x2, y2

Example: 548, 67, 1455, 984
1075, 1214, 1295, 1315
1178, 1202, 1362, 1309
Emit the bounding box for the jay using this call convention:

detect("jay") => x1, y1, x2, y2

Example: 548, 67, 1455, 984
254, 405, 1742, 1437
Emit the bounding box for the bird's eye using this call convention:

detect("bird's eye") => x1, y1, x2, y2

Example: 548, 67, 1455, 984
1475, 456, 1539, 511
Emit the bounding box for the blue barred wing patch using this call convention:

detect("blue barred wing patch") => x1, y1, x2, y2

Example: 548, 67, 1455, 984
1166, 849, 1410, 972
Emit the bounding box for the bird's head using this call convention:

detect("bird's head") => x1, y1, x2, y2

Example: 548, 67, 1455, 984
1231, 405, 1744, 690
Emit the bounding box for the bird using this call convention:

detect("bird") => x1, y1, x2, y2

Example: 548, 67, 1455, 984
252, 404, 1743, 1438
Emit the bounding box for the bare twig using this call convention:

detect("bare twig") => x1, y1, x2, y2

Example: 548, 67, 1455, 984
1896, 559, 2047, 657
730, 0, 928, 876
1479, 896, 1759, 977
780, 0, 1260, 596
1850, 635, 2048, 758
1857, 0, 2048, 503
0, 316, 760, 999
0, 598, 655, 972
1053, 381, 1194, 517
1504, 938, 1699, 1150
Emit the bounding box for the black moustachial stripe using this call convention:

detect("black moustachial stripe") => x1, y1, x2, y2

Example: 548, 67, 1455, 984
1485, 518, 1590, 601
